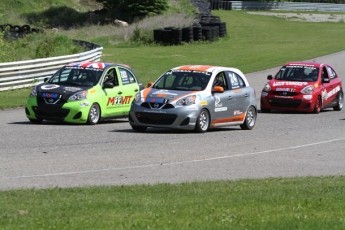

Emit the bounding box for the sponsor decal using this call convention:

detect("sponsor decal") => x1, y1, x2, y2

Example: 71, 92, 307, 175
276, 88, 294, 92
90, 89, 97, 94
261, 92, 268, 97
80, 102, 90, 107
215, 107, 227, 112
107, 96, 132, 106
152, 90, 178, 96
314, 83, 319, 87
146, 98, 165, 103
42, 93, 59, 99
200, 100, 207, 106
234, 110, 243, 115
233, 89, 242, 93
322, 85, 340, 100
64, 87, 83, 92
41, 85, 59, 90
214, 95, 222, 107
273, 82, 308, 87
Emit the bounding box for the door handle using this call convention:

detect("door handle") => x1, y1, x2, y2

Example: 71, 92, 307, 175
228, 96, 232, 100
118, 91, 122, 94
244, 93, 249, 97
135, 89, 139, 92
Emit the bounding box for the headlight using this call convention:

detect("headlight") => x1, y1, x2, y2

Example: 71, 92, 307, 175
69, 90, 88, 101
301, 85, 315, 94
29, 87, 37, 97
262, 83, 271, 92
176, 95, 196, 106
134, 92, 141, 103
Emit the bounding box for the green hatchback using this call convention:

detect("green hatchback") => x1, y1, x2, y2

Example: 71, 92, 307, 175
25, 62, 143, 124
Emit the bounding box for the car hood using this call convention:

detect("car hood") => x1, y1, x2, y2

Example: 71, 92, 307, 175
141, 88, 198, 103
36, 83, 92, 98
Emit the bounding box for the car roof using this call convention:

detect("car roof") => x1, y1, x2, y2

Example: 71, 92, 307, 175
66, 62, 131, 70
284, 61, 323, 68
173, 65, 242, 73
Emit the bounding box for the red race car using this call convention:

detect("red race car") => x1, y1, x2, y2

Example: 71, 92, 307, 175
260, 61, 343, 113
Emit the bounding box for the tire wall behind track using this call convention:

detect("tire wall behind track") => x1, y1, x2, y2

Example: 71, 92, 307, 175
0, 41, 103, 92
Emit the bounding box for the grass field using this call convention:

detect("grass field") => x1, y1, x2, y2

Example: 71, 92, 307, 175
1, 3, 345, 229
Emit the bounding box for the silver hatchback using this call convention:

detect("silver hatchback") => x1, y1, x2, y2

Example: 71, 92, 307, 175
129, 65, 257, 133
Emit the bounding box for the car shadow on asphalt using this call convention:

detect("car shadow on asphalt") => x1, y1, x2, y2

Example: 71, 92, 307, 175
9, 119, 128, 126
112, 127, 241, 134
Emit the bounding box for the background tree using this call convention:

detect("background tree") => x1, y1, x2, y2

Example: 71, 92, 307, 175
96, 0, 169, 23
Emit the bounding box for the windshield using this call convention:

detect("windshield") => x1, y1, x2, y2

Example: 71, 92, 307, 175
48, 66, 103, 87
152, 70, 212, 91
275, 65, 319, 82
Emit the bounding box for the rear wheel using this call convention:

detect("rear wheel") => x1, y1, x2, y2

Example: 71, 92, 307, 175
333, 91, 343, 111
131, 124, 147, 132
240, 106, 257, 130
87, 103, 100, 125
194, 109, 209, 133
313, 96, 322, 114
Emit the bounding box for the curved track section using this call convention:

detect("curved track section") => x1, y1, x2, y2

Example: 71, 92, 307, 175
1, 51, 345, 190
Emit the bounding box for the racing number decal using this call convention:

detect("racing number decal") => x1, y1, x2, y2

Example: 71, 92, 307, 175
107, 96, 132, 106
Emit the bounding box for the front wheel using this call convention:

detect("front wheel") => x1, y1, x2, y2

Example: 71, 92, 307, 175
240, 106, 257, 130
194, 109, 210, 133
313, 96, 322, 114
333, 91, 343, 111
87, 103, 100, 125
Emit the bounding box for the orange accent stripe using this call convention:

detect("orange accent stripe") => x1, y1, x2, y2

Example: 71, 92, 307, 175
177, 65, 214, 72
142, 88, 152, 99
211, 113, 246, 127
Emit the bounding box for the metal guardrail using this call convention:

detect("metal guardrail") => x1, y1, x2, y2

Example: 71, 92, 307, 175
230, 1, 345, 11
0, 40, 103, 92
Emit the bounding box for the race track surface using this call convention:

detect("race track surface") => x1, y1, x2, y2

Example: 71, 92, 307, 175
1, 51, 345, 190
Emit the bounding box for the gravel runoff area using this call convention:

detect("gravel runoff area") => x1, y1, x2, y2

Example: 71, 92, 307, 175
247, 12, 345, 22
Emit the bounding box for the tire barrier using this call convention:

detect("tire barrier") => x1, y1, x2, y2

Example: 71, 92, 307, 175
0, 24, 41, 39
153, 14, 227, 45
210, 0, 232, 10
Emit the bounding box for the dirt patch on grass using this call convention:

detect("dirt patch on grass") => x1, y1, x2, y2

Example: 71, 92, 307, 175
247, 12, 345, 22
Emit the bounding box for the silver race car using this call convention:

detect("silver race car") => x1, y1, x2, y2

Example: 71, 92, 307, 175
129, 65, 257, 133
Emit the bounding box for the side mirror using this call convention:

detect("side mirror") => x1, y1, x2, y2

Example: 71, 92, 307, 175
267, 75, 273, 80
103, 82, 114, 88
147, 82, 154, 87
212, 86, 224, 93
322, 78, 330, 83
44, 77, 49, 82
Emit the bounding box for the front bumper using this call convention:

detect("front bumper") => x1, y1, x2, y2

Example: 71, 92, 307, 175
129, 103, 201, 130
25, 97, 91, 123
260, 92, 316, 112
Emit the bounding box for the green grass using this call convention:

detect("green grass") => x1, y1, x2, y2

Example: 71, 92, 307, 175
1, 176, 345, 229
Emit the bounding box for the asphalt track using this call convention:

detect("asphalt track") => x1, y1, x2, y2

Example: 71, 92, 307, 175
1, 51, 345, 191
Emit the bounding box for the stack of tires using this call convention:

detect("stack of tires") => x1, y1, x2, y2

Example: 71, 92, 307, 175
153, 15, 227, 45
0, 24, 40, 39
210, 0, 232, 10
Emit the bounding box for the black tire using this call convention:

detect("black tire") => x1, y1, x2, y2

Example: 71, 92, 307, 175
29, 118, 43, 124
333, 90, 343, 111
313, 96, 322, 114
194, 109, 210, 133
240, 106, 257, 130
131, 124, 147, 132
260, 108, 270, 113
87, 103, 100, 125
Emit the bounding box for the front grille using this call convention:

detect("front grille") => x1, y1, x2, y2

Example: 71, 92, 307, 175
37, 97, 67, 106
141, 102, 174, 109
268, 99, 302, 108
273, 91, 298, 96
32, 106, 69, 120
135, 112, 177, 125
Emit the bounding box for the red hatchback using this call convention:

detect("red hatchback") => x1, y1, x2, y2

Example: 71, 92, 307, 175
260, 62, 343, 113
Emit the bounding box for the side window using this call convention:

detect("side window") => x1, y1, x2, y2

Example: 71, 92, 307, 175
227, 72, 245, 89
119, 68, 137, 85
322, 67, 329, 79
213, 72, 228, 90
327, 66, 337, 79
104, 68, 119, 86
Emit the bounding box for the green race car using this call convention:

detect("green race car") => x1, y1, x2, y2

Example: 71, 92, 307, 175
25, 62, 143, 124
